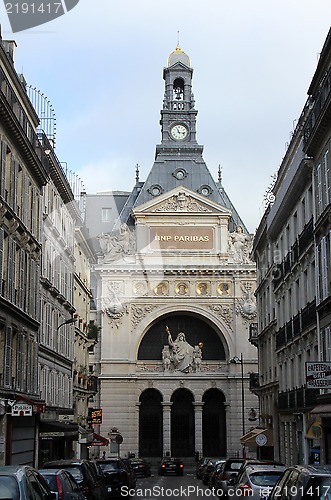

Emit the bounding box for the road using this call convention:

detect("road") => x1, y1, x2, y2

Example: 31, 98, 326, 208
129, 470, 215, 500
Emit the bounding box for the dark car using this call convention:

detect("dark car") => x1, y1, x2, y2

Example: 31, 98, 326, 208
0, 465, 55, 499
268, 465, 331, 500
158, 457, 184, 476
196, 458, 211, 480
129, 459, 151, 478
208, 460, 226, 489
38, 469, 85, 499
96, 458, 131, 498
41, 459, 107, 500
214, 458, 246, 496
202, 459, 224, 485
120, 459, 137, 488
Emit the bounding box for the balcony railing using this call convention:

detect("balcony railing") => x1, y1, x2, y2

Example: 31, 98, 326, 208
278, 386, 319, 411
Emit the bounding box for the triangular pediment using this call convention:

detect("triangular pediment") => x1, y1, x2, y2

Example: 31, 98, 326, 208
132, 187, 232, 216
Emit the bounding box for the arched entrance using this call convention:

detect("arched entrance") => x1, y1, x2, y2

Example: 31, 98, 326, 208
139, 389, 163, 457
171, 389, 194, 457
202, 389, 226, 457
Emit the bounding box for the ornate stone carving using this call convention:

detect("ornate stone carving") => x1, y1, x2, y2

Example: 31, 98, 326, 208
208, 304, 233, 326
228, 225, 253, 264
131, 304, 158, 326
97, 223, 136, 262
101, 281, 128, 327
152, 191, 212, 213
236, 281, 257, 322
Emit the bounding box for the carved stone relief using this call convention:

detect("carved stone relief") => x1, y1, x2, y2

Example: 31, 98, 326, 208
208, 304, 233, 327
152, 191, 212, 213
131, 304, 158, 326
96, 223, 136, 262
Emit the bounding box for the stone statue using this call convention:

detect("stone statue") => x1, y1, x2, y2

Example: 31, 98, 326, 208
162, 346, 171, 371
166, 327, 195, 373
228, 225, 253, 264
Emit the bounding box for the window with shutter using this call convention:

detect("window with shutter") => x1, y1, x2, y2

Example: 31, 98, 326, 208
4, 326, 13, 388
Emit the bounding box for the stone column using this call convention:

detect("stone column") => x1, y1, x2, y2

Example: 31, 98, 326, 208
162, 402, 172, 456
193, 401, 204, 458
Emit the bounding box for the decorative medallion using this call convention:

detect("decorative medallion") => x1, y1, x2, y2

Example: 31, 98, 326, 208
175, 282, 189, 295
196, 282, 210, 295
217, 282, 230, 295
154, 281, 168, 296
133, 281, 148, 296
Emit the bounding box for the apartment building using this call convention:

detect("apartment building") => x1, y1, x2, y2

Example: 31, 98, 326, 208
252, 28, 331, 465
0, 37, 48, 465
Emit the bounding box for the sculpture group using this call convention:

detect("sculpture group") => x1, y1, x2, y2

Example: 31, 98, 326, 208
162, 326, 202, 373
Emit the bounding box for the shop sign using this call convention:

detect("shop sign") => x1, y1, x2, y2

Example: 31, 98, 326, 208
11, 402, 32, 417
306, 362, 331, 388
88, 408, 102, 424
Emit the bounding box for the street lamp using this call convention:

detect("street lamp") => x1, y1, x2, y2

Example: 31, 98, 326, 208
230, 353, 245, 456
57, 316, 78, 330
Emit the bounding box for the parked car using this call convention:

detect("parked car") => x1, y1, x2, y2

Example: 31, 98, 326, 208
129, 459, 151, 478
158, 457, 184, 476
268, 465, 331, 500
214, 458, 246, 496
96, 458, 131, 497
120, 459, 137, 488
38, 469, 85, 499
208, 460, 226, 489
196, 458, 211, 480
230, 464, 286, 500
41, 459, 107, 500
0, 465, 55, 499
202, 459, 224, 485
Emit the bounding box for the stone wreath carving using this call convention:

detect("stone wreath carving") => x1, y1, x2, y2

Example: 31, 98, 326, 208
152, 192, 212, 213
208, 304, 233, 326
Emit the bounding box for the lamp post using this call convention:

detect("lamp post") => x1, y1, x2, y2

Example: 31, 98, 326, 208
230, 353, 245, 456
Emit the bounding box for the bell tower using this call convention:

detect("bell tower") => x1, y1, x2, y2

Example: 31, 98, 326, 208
158, 44, 201, 151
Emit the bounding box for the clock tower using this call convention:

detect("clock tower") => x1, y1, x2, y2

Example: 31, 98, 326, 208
128, 44, 246, 230
158, 44, 201, 151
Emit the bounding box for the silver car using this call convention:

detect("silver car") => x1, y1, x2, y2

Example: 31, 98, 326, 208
230, 464, 286, 500
0, 465, 55, 499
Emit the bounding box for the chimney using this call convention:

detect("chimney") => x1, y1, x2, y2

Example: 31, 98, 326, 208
2, 40, 17, 64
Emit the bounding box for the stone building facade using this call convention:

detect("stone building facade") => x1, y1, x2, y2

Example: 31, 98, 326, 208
87, 46, 259, 460
252, 27, 331, 465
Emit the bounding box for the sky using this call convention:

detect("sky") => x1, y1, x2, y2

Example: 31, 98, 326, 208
0, 1, 331, 233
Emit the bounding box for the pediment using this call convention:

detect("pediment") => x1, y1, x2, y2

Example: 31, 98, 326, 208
132, 187, 232, 216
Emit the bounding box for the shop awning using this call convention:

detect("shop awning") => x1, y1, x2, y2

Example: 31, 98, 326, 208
39, 420, 79, 438
240, 427, 274, 447
91, 432, 109, 446
310, 404, 331, 417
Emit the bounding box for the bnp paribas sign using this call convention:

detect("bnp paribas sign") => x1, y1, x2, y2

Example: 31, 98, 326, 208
4, 0, 79, 33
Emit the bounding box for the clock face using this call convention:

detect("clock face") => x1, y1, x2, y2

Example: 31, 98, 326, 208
171, 124, 188, 140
